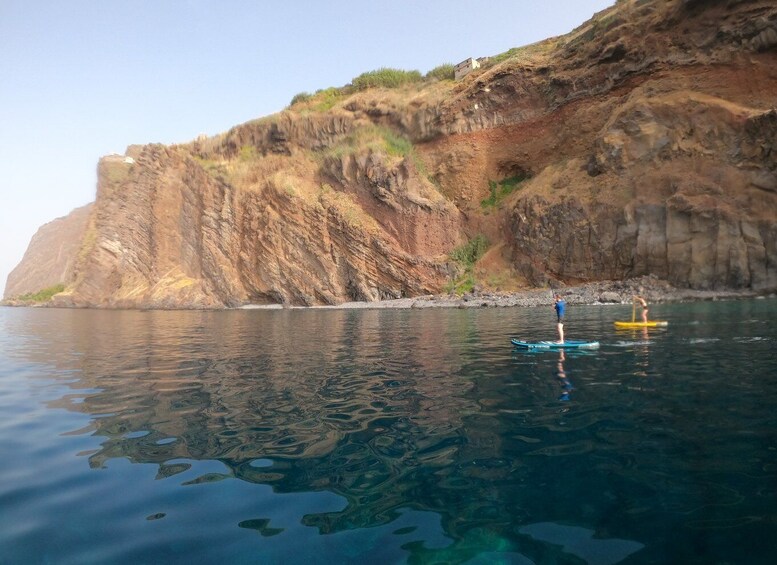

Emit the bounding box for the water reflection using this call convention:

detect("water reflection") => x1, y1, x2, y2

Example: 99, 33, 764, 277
518, 522, 644, 565
3, 302, 776, 563
556, 351, 573, 402
612, 324, 654, 382
7, 310, 516, 541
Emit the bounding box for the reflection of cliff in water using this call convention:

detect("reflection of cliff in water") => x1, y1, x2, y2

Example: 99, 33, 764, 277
15, 308, 517, 534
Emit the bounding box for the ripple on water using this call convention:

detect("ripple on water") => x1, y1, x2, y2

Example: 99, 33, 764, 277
1, 302, 776, 563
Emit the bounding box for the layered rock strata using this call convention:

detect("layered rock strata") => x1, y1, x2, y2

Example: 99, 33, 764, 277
6, 0, 777, 307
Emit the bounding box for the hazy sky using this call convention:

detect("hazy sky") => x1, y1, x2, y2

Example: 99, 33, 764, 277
0, 0, 614, 295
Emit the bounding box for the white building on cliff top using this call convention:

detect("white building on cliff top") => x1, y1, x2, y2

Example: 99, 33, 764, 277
454, 57, 480, 80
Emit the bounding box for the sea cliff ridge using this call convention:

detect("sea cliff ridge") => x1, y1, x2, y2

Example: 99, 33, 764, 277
5, 0, 777, 308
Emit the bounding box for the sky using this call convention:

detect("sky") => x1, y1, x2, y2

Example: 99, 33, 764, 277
0, 0, 615, 295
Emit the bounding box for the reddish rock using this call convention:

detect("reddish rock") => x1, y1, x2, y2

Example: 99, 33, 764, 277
7, 0, 777, 307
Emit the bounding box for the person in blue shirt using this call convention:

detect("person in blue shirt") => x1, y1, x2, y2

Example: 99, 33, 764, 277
554, 294, 566, 343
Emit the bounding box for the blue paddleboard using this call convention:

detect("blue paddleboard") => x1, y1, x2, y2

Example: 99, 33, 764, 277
511, 338, 600, 350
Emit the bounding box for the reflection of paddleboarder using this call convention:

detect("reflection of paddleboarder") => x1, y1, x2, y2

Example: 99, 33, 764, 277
636, 325, 649, 378
557, 350, 572, 401
554, 294, 566, 343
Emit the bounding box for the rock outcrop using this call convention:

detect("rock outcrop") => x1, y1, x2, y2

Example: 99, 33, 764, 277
4, 204, 92, 299
6, 0, 777, 307
54, 135, 460, 308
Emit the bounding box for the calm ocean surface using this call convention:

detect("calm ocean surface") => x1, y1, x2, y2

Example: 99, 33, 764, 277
1, 299, 775, 564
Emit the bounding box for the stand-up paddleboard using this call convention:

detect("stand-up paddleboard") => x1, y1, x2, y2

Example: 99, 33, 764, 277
614, 321, 668, 328
616, 296, 667, 328
511, 339, 600, 350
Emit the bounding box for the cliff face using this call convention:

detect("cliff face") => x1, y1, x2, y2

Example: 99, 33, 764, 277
59, 128, 460, 308
10, 0, 777, 307
4, 204, 92, 299
419, 0, 777, 291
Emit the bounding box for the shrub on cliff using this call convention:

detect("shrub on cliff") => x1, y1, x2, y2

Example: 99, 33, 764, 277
447, 235, 489, 294
380, 128, 413, 158
351, 68, 423, 90
481, 174, 531, 209
289, 92, 312, 106
425, 63, 455, 81
16, 283, 65, 303
451, 235, 489, 268
288, 88, 345, 111
313, 87, 344, 111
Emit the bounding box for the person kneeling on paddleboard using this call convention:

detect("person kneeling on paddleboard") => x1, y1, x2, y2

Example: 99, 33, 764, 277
554, 294, 566, 343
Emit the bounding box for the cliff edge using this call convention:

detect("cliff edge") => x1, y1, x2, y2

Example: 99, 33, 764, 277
7, 0, 777, 308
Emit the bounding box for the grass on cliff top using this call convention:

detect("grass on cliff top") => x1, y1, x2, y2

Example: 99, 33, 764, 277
285, 36, 560, 113
15, 284, 65, 303
484, 37, 560, 69
426, 63, 455, 81
290, 87, 344, 112
351, 68, 423, 90
288, 65, 454, 110
285, 6, 623, 111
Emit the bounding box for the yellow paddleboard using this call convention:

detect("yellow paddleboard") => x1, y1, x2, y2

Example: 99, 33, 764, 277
614, 321, 668, 328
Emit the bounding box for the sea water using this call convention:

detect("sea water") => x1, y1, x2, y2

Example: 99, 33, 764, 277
0, 299, 775, 564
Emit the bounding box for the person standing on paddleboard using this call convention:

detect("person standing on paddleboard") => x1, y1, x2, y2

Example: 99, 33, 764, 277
554, 294, 566, 343
634, 294, 648, 323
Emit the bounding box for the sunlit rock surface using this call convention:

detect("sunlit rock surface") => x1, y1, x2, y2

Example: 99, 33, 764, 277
8, 0, 777, 307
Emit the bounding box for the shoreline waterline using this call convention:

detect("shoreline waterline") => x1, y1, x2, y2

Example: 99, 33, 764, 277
3, 277, 772, 310
240, 278, 772, 311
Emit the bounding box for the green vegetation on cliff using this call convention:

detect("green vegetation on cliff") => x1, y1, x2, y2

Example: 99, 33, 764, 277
481, 174, 531, 209
446, 235, 489, 294
351, 68, 423, 90
323, 125, 414, 160
288, 87, 344, 111
425, 63, 455, 81
15, 284, 65, 303
289, 92, 312, 106
289, 66, 432, 108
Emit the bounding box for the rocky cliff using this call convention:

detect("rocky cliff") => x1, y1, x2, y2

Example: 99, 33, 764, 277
7, 0, 777, 308
4, 204, 92, 300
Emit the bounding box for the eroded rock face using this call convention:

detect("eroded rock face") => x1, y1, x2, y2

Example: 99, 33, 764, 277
506, 196, 777, 291
433, 0, 777, 293
9, 0, 777, 307
55, 138, 460, 308
4, 204, 92, 299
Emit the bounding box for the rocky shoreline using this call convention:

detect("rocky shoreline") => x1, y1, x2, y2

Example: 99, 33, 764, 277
3, 276, 772, 310
242, 276, 773, 310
